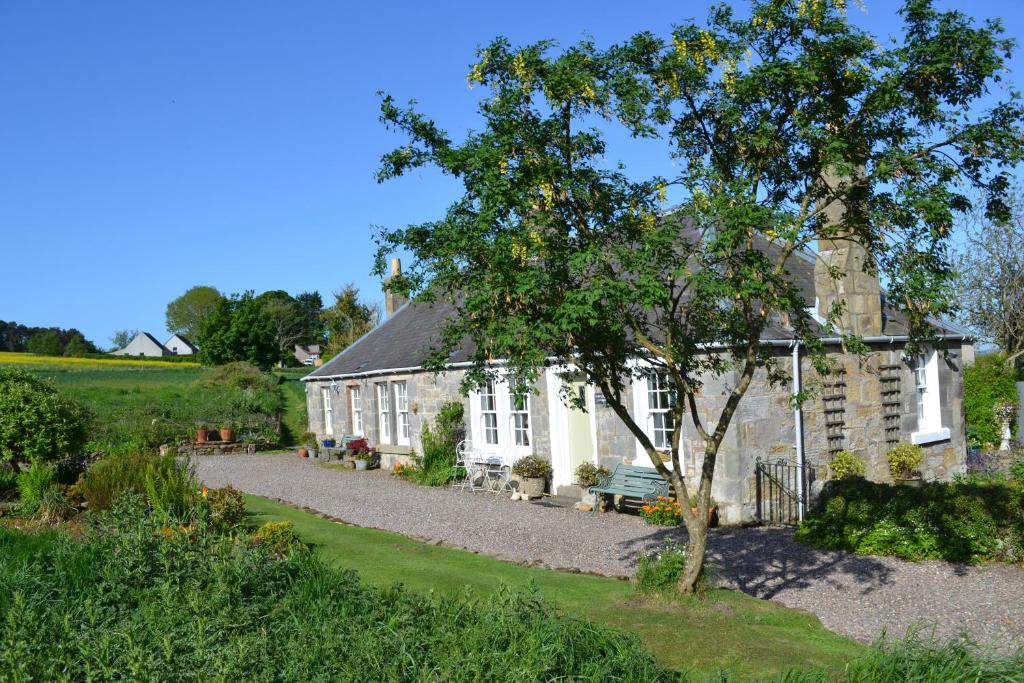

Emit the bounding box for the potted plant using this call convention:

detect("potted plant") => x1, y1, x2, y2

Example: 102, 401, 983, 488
196, 425, 210, 444
575, 462, 610, 509
298, 432, 316, 458
828, 450, 866, 480
887, 443, 924, 486
353, 446, 375, 471
322, 438, 336, 448
512, 455, 552, 500
219, 425, 236, 443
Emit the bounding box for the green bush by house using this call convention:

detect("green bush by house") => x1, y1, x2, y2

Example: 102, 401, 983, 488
964, 353, 1019, 448
795, 477, 1024, 563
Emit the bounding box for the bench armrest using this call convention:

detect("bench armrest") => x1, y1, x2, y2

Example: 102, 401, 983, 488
588, 471, 614, 494
641, 480, 670, 504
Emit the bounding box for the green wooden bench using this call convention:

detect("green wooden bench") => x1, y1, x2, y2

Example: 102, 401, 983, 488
588, 464, 669, 513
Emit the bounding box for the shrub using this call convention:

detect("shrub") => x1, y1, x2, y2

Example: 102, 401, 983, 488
143, 454, 198, 522
964, 352, 1019, 448
251, 521, 305, 556
0, 367, 90, 467
70, 452, 151, 512
640, 496, 682, 526
16, 461, 57, 514
204, 485, 246, 530
1011, 458, 1024, 487
0, 466, 16, 498
828, 450, 865, 480
0, 501, 673, 681
887, 443, 924, 479
405, 402, 465, 487
575, 462, 610, 488
512, 455, 552, 479
635, 542, 693, 594
795, 477, 1024, 563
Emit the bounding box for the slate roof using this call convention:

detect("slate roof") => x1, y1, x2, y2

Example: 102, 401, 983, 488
304, 236, 969, 381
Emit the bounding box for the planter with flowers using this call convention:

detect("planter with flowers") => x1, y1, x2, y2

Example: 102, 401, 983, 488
888, 443, 924, 486
574, 462, 611, 509
512, 455, 552, 500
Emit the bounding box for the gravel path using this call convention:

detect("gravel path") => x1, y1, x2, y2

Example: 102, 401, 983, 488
196, 453, 1024, 650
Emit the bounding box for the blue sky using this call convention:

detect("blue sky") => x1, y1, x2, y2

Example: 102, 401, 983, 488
1, 1, 1021, 348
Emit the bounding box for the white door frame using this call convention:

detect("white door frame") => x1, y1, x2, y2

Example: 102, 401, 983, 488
546, 366, 599, 489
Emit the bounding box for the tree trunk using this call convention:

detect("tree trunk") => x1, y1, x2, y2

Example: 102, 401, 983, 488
676, 504, 708, 594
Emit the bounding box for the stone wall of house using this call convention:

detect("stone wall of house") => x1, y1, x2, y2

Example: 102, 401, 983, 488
305, 339, 968, 525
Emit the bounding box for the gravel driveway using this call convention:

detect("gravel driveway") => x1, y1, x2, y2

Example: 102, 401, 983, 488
196, 453, 1024, 651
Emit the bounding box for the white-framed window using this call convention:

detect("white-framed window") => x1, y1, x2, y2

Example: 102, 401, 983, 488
350, 386, 363, 436
479, 379, 499, 445
510, 382, 531, 447
911, 350, 949, 444
321, 387, 334, 437
647, 372, 675, 450
377, 383, 391, 442
394, 381, 410, 445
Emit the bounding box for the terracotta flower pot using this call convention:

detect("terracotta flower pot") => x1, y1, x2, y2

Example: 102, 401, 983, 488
298, 447, 309, 458
691, 506, 718, 527
196, 429, 209, 444
219, 428, 235, 443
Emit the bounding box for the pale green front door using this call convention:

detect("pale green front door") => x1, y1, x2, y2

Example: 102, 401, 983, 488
567, 381, 594, 476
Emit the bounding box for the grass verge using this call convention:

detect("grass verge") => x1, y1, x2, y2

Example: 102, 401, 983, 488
243, 493, 865, 678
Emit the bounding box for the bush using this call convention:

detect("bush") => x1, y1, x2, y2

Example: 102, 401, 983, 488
828, 450, 865, 480
575, 462, 610, 488
70, 452, 151, 512
795, 477, 1024, 563
251, 521, 305, 556
1011, 458, 1024, 487
886, 443, 923, 479
143, 454, 198, 522
0, 495, 672, 681
204, 485, 246, 531
16, 461, 57, 513
0, 367, 90, 467
0, 466, 16, 498
512, 455, 552, 479
640, 495, 682, 526
964, 353, 1019, 448
406, 401, 465, 487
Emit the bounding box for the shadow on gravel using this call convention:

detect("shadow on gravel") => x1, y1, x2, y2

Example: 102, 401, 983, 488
616, 526, 895, 599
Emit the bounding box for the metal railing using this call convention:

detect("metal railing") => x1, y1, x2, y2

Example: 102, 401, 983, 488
755, 457, 816, 526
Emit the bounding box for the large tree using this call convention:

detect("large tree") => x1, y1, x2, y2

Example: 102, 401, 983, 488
375, 0, 1023, 592
295, 291, 326, 345
196, 292, 278, 370
256, 290, 307, 366
109, 329, 139, 352
165, 286, 223, 339
955, 187, 1024, 366
321, 285, 379, 358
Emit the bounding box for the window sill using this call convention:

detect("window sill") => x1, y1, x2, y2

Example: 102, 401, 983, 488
911, 428, 950, 445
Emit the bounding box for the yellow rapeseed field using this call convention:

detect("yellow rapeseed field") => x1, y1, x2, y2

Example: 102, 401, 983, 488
0, 351, 199, 369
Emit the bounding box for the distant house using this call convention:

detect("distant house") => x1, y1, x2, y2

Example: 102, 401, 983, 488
164, 334, 198, 356
294, 344, 321, 366
111, 332, 169, 357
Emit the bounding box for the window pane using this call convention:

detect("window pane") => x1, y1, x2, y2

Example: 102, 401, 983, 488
483, 413, 498, 444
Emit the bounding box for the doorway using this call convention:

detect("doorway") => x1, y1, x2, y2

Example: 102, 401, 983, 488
566, 380, 595, 477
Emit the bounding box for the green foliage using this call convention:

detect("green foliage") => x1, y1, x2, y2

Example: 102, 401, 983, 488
886, 444, 924, 479
406, 401, 465, 487
165, 285, 223, 339
250, 520, 305, 556
511, 455, 552, 479
26, 330, 63, 356
640, 496, 683, 526
143, 455, 198, 523
795, 477, 1024, 563
0, 496, 673, 681
0, 466, 16, 497
70, 452, 151, 512
197, 291, 279, 370
16, 461, 57, 514
964, 353, 1019, 447
205, 485, 246, 531
634, 542, 706, 597
575, 462, 610, 488
108, 329, 138, 351
828, 450, 866, 480
294, 291, 325, 345
321, 284, 379, 359
0, 367, 89, 466
1011, 458, 1024, 486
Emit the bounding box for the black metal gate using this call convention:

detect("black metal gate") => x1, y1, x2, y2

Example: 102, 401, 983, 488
755, 457, 816, 525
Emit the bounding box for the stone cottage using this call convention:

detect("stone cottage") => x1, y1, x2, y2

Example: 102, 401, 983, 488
303, 247, 972, 525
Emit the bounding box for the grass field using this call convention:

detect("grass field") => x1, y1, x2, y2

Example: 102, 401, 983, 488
243, 493, 866, 679
1, 353, 310, 451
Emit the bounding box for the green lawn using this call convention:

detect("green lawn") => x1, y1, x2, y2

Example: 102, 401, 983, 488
243, 493, 865, 679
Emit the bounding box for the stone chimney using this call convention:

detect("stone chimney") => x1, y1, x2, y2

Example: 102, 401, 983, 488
813, 170, 883, 336
384, 257, 408, 318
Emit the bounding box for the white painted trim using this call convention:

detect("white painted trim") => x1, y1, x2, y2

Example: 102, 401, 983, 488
546, 366, 598, 489
466, 373, 535, 462
321, 387, 334, 437
911, 428, 950, 445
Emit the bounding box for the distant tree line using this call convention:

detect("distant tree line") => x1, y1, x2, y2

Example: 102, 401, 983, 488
0, 321, 99, 357
162, 284, 379, 370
